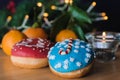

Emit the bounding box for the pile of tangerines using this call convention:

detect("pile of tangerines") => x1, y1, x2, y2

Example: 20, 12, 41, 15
1, 26, 78, 56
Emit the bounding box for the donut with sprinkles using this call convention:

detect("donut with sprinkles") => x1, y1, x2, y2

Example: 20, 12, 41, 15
48, 39, 94, 78
11, 38, 54, 69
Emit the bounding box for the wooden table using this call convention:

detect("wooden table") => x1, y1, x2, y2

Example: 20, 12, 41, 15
0, 49, 120, 80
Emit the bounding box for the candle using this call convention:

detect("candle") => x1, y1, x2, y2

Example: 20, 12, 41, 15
86, 2, 96, 13
102, 32, 106, 43
96, 32, 114, 39
21, 15, 29, 26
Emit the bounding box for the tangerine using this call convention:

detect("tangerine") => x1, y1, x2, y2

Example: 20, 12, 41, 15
56, 29, 78, 42
1, 29, 27, 55
23, 27, 48, 39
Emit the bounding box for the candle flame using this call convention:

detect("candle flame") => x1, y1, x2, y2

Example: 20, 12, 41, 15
43, 12, 49, 18
51, 5, 57, 10
92, 2, 96, 6
37, 2, 42, 7
102, 32, 106, 41
25, 15, 29, 19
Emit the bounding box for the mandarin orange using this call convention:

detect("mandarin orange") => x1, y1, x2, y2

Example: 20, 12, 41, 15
56, 29, 78, 42
23, 27, 48, 39
1, 29, 27, 55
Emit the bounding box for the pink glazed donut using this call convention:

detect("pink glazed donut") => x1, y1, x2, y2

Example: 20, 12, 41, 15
11, 38, 53, 69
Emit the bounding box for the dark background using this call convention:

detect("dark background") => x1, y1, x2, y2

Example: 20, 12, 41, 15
0, 0, 120, 32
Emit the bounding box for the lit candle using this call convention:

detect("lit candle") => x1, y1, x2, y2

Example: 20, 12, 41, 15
96, 32, 113, 39
102, 32, 106, 42
21, 15, 29, 26
86, 1, 96, 13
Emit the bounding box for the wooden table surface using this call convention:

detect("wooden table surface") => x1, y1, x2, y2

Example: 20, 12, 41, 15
0, 49, 120, 80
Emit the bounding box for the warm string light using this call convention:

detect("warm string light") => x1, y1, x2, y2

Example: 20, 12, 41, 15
64, 0, 73, 5
43, 12, 51, 27
21, 15, 29, 26
5, 16, 12, 26
64, 0, 69, 4
51, 5, 57, 10
37, 2, 45, 20
92, 16, 108, 21
37, 2, 42, 7
86, 1, 96, 13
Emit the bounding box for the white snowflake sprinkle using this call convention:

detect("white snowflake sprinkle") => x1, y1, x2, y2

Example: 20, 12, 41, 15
64, 45, 68, 48
70, 57, 75, 62
75, 42, 80, 45
86, 44, 92, 48
20, 47, 22, 50
86, 53, 91, 58
74, 50, 79, 53
49, 55, 56, 60
57, 46, 61, 48
63, 65, 68, 69
86, 48, 90, 52
80, 45, 85, 48
39, 50, 42, 52
32, 48, 35, 50
76, 62, 82, 67
61, 42, 66, 45
54, 63, 62, 69
85, 58, 89, 63
14, 49, 16, 51
75, 46, 79, 48
64, 59, 69, 65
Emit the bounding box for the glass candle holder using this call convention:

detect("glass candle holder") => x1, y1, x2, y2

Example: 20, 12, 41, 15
86, 31, 120, 62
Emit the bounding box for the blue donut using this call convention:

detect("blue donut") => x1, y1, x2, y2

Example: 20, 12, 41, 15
48, 39, 94, 73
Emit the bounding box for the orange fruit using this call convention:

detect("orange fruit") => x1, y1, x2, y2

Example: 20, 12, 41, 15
1, 29, 27, 55
23, 27, 48, 39
56, 29, 78, 42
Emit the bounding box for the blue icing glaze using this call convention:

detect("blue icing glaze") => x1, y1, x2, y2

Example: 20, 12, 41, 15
48, 39, 94, 73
